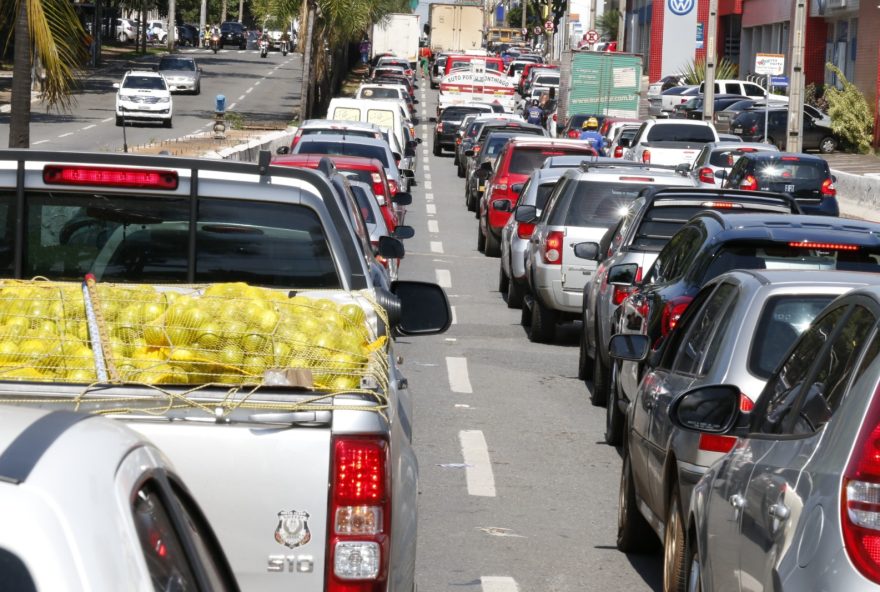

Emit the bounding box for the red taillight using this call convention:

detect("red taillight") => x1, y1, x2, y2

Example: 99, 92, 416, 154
291, 132, 302, 150
542, 230, 564, 265
435, 123, 443, 133
842, 384, 880, 585
739, 393, 755, 412
516, 222, 535, 239
473, 145, 482, 155
698, 433, 737, 453
642, 150, 651, 164
698, 167, 715, 184
552, 113, 557, 122
661, 296, 693, 336
739, 174, 758, 191
43, 165, 178, 189
787, 241, 858, 251
327, 436, 390, 591
567, 130, 580, 139
387, 179, 399, 196
612, 285, 633, 306
749, 125, 758, 134
614, 146, 624, 158
701, 201, 742, 209
370, 173, 387, 204
821, 178, 836, 197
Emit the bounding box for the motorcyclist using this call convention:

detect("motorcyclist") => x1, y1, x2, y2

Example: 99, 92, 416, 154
525, 99, 544, 126
280, 30, 291, 52
579, 117, 605, 152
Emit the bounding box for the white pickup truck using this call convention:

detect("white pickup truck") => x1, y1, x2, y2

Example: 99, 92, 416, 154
0, 150, 451, 592
624, 119, 719, 166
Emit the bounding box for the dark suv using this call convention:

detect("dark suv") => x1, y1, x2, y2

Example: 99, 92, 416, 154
433, 105, 493, 156
730, 108, 838, 153
220, 21, 247, 49
609, 211, 875, 442
723, 152, 838, 216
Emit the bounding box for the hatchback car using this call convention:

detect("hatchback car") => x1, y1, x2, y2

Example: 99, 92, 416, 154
0, 406, 239, 591
157, 55, 201, 94
466, 128, 546, 212
609, 269, 878, 590
113, 70, 172, 127
730, 108, 838, 153
723, 151, 838, 216
671, 282, 880, 591
457, 114, 531, 179
686, 141, 779, 187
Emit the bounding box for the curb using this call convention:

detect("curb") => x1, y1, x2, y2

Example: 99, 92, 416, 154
833, 168, 880, 221
200, 127, 297, 161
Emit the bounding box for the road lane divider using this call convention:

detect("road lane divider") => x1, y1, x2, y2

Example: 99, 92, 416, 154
245, 87, 253, 94
426, 204, 436, 215
237, 95, 245, 101
481, 577, 519, 592
33, 140, 49, 145
447, 357, 472, 394
459, 430, 495, 496
435, 269, 451, 288
101, 117, 113, 123
425, 193, 434, 202
430, 241, 444, 253
82, 124, 96, 131
424, 181, 432, 190
228, 102, 237, 110
427, 219, 439, 233
450, 306, 457, 325
58, 132, 73, 138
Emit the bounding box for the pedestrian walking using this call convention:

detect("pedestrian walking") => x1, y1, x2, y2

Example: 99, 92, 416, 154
359, 39, 371, 64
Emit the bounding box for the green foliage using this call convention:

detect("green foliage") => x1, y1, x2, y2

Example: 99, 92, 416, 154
679, 56, 738, 84
824, 63, 873, 154
225, 111, 244, 130
596, 8, 619, 40
505, 6, 541, 28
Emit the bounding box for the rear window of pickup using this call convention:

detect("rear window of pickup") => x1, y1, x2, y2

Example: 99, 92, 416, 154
646, 124, 715, 143
4, 192, 341, 288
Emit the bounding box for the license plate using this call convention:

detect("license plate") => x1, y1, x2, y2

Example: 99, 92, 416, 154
784, 184, 795, 192
733, 127, 742, 133
479, 184, 485, 192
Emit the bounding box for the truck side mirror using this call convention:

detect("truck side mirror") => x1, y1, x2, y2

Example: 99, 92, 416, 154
391, 280, 452, 335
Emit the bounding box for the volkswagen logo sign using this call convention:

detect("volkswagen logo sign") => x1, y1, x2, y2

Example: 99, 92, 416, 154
668, 0, 695, 16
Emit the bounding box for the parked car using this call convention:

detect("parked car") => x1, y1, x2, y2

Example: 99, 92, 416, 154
648, 86, 699, 118
0, 405, 240, 591
115, 18, 138, 43
611, 212, 880, 448
219, 21, 247, 49
609, 269, 876, 589
716, 101, 832, 134
723, 151, 839, 216
157, 55, 201, 94
278, 119, 385, 154
647, 75, 686, 97
345, 178, 412, 281
176, 23, 198, 46
113, 69, 173, 127
672, 281, 880, 591
730, 108, 839, 153
479, 138, 597, 257
700, 79, 785, 102
517, 162, 691, 343
670, 94, 748, 120
685, 141, 779, 187
146, 19, 168, 42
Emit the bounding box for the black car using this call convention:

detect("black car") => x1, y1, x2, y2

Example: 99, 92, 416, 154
723, 151, 838, 216
175, 24, 198, 47
219, 21, 247, 49
672, 94, 748, 119
730, 108, 838, 153
432, 105, 494, 156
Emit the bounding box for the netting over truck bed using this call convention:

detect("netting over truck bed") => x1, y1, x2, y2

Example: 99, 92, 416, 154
0, 279, 389, 398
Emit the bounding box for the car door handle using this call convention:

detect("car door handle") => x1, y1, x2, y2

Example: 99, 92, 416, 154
768, 503, 790, 521
728, 494, 745, 509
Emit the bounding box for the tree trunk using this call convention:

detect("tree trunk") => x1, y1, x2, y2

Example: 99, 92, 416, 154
9, 0, 31, 148
221, 0, 227, 24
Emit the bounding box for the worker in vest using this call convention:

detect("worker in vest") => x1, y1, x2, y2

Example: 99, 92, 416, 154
526, 99, 544, 125
579, 117, 605, 152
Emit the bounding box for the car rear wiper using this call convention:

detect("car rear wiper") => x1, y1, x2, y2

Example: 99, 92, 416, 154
85, 206, 163, 225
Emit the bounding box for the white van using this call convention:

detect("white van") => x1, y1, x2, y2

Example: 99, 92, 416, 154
326, 98, 413, 158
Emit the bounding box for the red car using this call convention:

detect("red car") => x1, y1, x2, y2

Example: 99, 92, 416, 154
518, 62, 558, 96
477, 138, 598, 257
273, 154, 403, 232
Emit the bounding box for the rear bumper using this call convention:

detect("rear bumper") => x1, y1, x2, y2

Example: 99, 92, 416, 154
534, 274, 583, 314
798, 197, 839, 217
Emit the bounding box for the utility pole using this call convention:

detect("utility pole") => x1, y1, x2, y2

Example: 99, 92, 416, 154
786, 0, 807, 153
301, 1, 316, 117
239, 0, 244, 22
616, 0, 625, 50
521, 0, 527, 42
702, 0, 718, 122
588, 0, 597, 34
167, 0, 176, 51
199, 0, 207, 46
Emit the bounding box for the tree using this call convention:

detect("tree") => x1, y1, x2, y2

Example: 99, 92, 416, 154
596, 8, 619, 40
679, 56, 738, 84
2, 0, 88, 148
824, 63, 873, 154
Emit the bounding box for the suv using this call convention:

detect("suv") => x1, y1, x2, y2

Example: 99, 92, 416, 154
467, 128, 545, 212
115, 18, 137, 43
478, 138, 596, 256
730, 108, 839, 153
433, 104, 495, 155
723, 151, 838, 216
219, 21, 247, 49
686, 141, 778, 187
699, 78, 784, 102
516, 163, 693, 343
457, 114, 530, 179
113, 70, 172, 127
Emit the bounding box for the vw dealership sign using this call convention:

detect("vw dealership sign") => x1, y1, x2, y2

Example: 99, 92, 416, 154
668, 0, 695, 16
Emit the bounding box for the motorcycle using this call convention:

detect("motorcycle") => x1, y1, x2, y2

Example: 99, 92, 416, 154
280, 39, 289, 56
260, 39, 269, 58
210, 34, 220, 53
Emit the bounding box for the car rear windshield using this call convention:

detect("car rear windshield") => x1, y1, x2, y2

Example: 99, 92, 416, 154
301, 128, 378, 140
442, 106, 486, 121
14, 192, 340, 288
295, 140, 389, 168
535, 75, 559, 85
480, 125, 542, 143
709, 148, 768, 167
123, 76, 166, 90
509, 147, 585, 175
753, 158, 827, 181
360, 87, 400, 100
159, 58, 195, 71
555, 181, 642, 226
646, 124, 715, 142
723, 100, 755, 112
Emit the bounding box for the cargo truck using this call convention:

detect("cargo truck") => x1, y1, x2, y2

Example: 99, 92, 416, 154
557, 49, 643, 126
429, 3, 484, 52
371, 13, 421, 65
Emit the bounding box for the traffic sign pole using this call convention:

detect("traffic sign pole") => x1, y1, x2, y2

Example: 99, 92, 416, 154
787, 0, 807, 153
703, 0, 718, 122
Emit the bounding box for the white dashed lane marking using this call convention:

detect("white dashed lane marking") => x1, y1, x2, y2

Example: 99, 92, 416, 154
425, 192, 434, 202
228, 102, 237, 110
101, 117, 113, 123
428, 219, 439, 233
237, 95, 245, 101
450, 305, 457, 325
33, 140, 49, 145
426, 204, 436, 215
459, 430, 496, 496
245, 87, 253, 94
58, 132, 73, 138
424, 181, 432, 190
481, 576, 519, 592
430, 241, 444, 253
82, 124, 95, 130
435, 269, 452, 288
447, 357, 473, 394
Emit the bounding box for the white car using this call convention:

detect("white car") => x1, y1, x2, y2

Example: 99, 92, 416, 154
147, 19, 168, 42
114, 70, 173, 127
115, 18, 137, 43
624, 119, 719, 166
0, 405, 239, 591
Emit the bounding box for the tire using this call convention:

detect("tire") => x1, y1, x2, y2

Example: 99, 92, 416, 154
467, 190, 477, 212
578, 326, 594, 383
457, 162, 465, 178
164, 118, 172, 129
115, 115, 122, 126
506, 277, 523, 309
592, 343, 610, 406
485, 229, 501, 257
118, 32, 127, 43
195, 83, 201, 95
617, 453, 655, 553
498, 265, 510, 294
819, 136, 838, 154
685, 530, 702, 592
605, 363, 624, 445
529, 296, 557, 343
520, 298, 532, 326
476, 222, 486, 253
433, 142, 442, 156
664, 486, 688, 592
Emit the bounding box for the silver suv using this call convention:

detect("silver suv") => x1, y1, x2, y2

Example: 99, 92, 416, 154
518, 163, 697, 344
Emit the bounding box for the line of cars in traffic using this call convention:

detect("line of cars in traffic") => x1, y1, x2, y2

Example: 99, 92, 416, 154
431, 61, 880, 590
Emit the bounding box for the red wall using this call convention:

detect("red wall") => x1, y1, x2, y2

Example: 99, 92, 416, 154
649, 0, 665, 81
803, 16, 827, 86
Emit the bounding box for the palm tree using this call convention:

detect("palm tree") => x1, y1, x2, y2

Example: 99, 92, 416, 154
596, 8, 619, 40
4, 0, 88, 148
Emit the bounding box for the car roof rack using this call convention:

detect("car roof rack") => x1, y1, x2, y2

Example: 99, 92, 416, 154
578, 160, 676, 172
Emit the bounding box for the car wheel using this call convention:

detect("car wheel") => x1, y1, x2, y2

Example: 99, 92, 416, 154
476, 222, 486, 253
457, 162, 465, 178
528, 296, 557, 343
605, 363, 624, 445
485, 230, 501, 257
685, 530, 702, 592
195, 83, 201, 95
453, 152, 459, 166
664, 485, 688, 592
591, 345, 609, 406
617, 453, 655, 553
164, 118, 172, 129
118, 32, 127, 43
433, 142, 442, 156
115, 115, 122, 126
498, 264, 509, 294
577, 327, 594, 382
506, 277, 523, 309
819, 136, 838, 154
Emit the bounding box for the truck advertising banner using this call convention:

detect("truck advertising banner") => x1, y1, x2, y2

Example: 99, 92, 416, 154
566, 51, 642, 119
439, 69, 517, 112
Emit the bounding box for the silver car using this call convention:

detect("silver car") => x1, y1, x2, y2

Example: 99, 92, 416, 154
686, 141, 778, 187
608, 269, 878, 590
499, 168, 564, 308
667, 282, 880, 591
0, 405, 239, 590
158, 55, 201, 94
293, 133, 410, 193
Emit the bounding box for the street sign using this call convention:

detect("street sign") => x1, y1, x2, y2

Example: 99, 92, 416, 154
770, 75, 789, 87
695, 23, 703, 49
544, 20, 554, 32
755, 53, 785, 76
585, 29, 599, 43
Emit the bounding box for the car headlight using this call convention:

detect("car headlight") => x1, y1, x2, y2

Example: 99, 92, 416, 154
158, 97, 170, 103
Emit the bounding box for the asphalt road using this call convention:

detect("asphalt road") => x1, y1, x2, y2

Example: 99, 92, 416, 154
0, 47, 302, 151
396, 82, 663, 591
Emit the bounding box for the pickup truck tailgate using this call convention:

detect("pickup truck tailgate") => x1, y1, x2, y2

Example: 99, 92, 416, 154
131, 421, 330, 592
